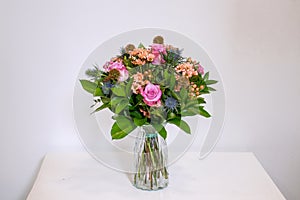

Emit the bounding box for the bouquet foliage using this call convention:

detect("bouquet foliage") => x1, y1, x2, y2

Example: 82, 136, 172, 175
80, 36, 217, 140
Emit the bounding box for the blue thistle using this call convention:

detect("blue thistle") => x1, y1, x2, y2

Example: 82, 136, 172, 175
102, 82, 114, 95
165, 97, 178, 110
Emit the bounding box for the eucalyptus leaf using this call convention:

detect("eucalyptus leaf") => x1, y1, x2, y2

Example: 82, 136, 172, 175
111, 85, 126, 97
185, 99, 198, 108
163, 70, 170, 81
114, 115, 136, 134
180, 88, 188, 103
133, 118, 147, 126
93, 87, 103, 97
138, 43, 145, 49
115, 99, 128, 114
169, 74, 176, 89
153, 124, 167, 139
181, 110, 198, 117
80, 80, 97, 94
206, 80, 218, 85
130, 111, 143, 119
168, 118, 191, 134
199, 106, 211, 118
208, 87, 216, 91
92, 102, 110, 113
203, 72, 209, 81
126, 78, 134, 95
111, 122, 128, 139
197, 97, 206, 104
111, 97, 124, 107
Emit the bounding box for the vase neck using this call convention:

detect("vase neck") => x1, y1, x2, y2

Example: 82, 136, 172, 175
141, 125, 158, 138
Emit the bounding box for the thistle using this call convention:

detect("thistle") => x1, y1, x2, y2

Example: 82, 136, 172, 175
165, 96, 178, 111
125, 44, 136, 53
153, 36, 164, 44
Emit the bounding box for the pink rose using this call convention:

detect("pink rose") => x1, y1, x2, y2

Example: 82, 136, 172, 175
140, 83, 162, 107
151, 44, 166, 65
104, 61, 129, 81
197, 64, 204, 75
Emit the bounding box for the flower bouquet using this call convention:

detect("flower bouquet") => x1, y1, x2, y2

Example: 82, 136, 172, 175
80, 36, 217, 190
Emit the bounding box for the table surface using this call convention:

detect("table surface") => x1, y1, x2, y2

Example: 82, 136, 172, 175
26, 152, 286, 200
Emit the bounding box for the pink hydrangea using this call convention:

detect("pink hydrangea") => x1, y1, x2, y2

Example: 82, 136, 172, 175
104, 61, 129, 81
140, 83, 162, 107
151, 44, 166, 65
197, 64, 204, 75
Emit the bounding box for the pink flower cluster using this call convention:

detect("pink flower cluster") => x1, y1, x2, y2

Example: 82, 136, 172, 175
104, 61, 129, 81
175, 62, 198, 78
150, 44, 166, 65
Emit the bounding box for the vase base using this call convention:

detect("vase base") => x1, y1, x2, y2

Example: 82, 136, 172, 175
133, 182, 168, 191
133, 173, 168, 191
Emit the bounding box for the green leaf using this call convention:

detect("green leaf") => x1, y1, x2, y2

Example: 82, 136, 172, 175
197, 97, 206, 104
111, 97, 124, 107
130, 111, 143, 119
208, 87, 216, 91
115, 99, 128, 114
168, 118, 191, 134
199, 106, 211, 118
180, 88, 188, 102
185, 99, 198, 108
101, 97, 110, 104
181, 110, 198, 117
206, 80, 218, 85
170, 90, 180, 100
167, 112, 177, 120
111, 122, 128, 139
150, 108, 165, 120
111, 85, 126, 97
126, 78, 134, 95
93, 87, 103, 97
163, 70, 170, 81
80, 80, 97, 94
153, 124, 167, 139
133, 118, 147, 126
169, 74, 176, 89
114, 115, 136, 134
92, 102, 110, 113
138, 43, 145, 49
203, 72, 209, 81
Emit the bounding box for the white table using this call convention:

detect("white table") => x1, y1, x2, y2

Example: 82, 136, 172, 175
26, 152, 286, 200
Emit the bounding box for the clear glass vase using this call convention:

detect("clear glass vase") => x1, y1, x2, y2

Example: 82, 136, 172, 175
133, 125, 169, 190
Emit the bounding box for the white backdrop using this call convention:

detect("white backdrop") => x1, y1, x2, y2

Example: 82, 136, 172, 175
1, 0, 299, 200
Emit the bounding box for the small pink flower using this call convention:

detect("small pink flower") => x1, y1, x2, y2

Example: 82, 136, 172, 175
197, 64, 204, 75
104, 61, 129, 81
140, 83, 162, 107
151, 44, 166, 65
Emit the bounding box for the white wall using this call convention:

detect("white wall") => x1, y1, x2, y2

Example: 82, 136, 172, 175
1, 0, 299, 199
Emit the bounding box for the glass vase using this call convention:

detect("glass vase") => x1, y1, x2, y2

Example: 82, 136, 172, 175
133, 125, 169, 190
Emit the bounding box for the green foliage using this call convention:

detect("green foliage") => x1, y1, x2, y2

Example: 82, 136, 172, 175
81, 39, 218, 141
133, 118, 147, 126
111, 122, 127, 139
168, 118, 191, 134
115, 99, 128, 114
111, 84, 126, 97
153, 124, 167, 139
80, 80, 97, 94
206, 80, 218, 85
111, 115, 136, 139
199, 106, 211, 118
138, 43, 145, 49
93, 88, 103, 97
85, 66, 102, 80
92, 102, 110, 114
